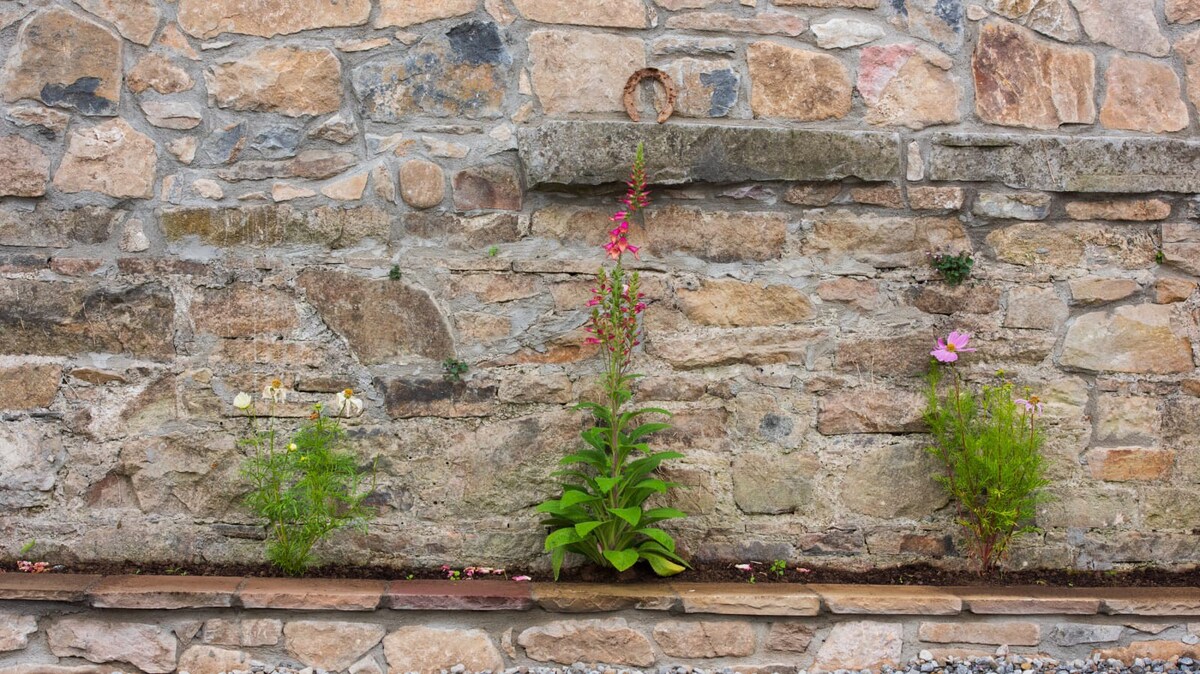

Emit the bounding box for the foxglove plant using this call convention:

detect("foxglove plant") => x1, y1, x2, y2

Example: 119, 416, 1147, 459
924, 333, 1049, 573
538, 144, 689, 579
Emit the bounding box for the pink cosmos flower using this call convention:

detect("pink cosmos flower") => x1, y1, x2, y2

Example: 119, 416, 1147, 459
931, 331, 977, 363
734, 563, 753, 572
1015, 396, 1043, 415
512, 575, 532, 582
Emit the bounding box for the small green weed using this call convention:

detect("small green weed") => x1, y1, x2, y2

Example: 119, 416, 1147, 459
389, 265, 402, 281
930, 251, 975, 286
442, 358, 469, 383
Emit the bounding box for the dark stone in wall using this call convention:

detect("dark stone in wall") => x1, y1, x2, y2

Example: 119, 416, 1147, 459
0, 280, 176, 359
519, 121, 901, 187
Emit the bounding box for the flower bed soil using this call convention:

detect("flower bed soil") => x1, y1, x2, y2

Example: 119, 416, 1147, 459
5, 560, 1200, 587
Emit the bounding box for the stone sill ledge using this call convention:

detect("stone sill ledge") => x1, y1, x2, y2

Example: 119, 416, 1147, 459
4, 574, 1200, 617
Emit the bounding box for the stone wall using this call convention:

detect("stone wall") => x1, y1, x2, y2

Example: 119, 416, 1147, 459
1, 0, 1200, 571
6, 577, 1200, 673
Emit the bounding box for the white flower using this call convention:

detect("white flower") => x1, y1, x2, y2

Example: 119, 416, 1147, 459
233, 392, 253, 410
262, 379, 287, 404
287, 443, 298, 453
334, 388, 364, 417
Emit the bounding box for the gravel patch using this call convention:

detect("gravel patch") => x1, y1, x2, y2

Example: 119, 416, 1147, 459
213, 654, 1200, 674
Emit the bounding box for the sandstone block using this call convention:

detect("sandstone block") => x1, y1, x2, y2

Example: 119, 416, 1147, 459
649, 327, 829, 370
0, 614, 37, 652
161, 205, 388, 248
677, 279, 813, 327
453, 164, 522, 211
1068, 277, 1140, 304
666, 11, 808, 36
191, 284, 299, 338
812, 621, 903, 672
511, 0, 648, 27
285, 621, 386, 672
1, 8, 123, 116
818, 388, 926, 435
1061, 305, 1193, 374
179, 0, 370, 38
202, 619, 282, 647
748, 42, 851, 121
518, 619, 654, 666
0, 363, 61, 410
53, 118, 156, 199
1066, 199, 1171, 221
176, 645, 249, 674
48, 619, 177, 673
207, 47, 342, 117
909, 186, 965, 211
804, 210, 969, 269
299, 270, 454, 365
1070, 0, 1168, 56
1053, 622, 1123, 646
1085, 447, 1175, 481
859, 44, 960, 129
842, 444, 948, 518
973, 191, 1051, 220
527, 30, 644, 114
973, 21, 1095, 130
765, 622, 814, 652
399, 159, 446, 209
1169, 0, 1200, 23
647, 206, 786, 262
0, 136, 49, 197
0, 280, 175, 359
381, 627, 503, 674
375, 0, 477, 28
1100, 56, 1189, 133
732, 452, 820, 515
812, 17, 885, 48
665, 58, 740, 118
652, 621, 755, 658
918, 621, 1040, 645
71, 0, 160, 45
0, 420, 63, 506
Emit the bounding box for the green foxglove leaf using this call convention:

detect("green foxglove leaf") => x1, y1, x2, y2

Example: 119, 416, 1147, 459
631, 479, 670, 493
603, 548, 639, 571
642, 552, 686, 577
561, 490, 598, 507
574, 521, 604, 537
552, 546, 566, 581
594, 477, 620, 494
609, 507, 642, 527
642, 507, 686, 524
636, 527, 676, 552
545, 527, 582, 550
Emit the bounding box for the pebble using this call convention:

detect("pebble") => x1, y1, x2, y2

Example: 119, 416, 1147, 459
221, 655, 1200, 674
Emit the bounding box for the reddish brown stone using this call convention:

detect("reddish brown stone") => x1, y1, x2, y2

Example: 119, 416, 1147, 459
1086, 447, 1176, 482
238, 578, 384, 611
1100, 56, 1189, 133
453, 164, 522, 212
384, 580, 533, 611
973, 20, 1095, 130
811, 585, 961, 614
532, 584, 678, 613
918, 621, 1040, 645
0, 574, 99, 602
748, 42, 851, 121
673, 583, 821, 616
88, 575, 241, 609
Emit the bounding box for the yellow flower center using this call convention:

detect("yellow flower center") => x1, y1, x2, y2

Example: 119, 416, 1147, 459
343, 388, 354, 397
1028, 395, 1041, 405
272, 379, 282, 389
946, 343, 957, 352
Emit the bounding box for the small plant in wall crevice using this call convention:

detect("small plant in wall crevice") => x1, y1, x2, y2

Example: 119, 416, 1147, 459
929, 251, 975, 287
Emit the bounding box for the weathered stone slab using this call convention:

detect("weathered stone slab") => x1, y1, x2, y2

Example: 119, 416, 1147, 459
673, 583, 821, 616
0, 281, 175, 359
810, 585, 962, 614
1102, 589, 1200, 615
300, 271, 454, 365
206, 47, 342, 117
812, 621, 902, 672
652, 621, 756, 658
0, 614, 37, 652
2, 423, 62, 503
518, 121, 900, 186
0, 206, 119, 249
178, 0, 371, 39
161, 205, 389, 248
518, 619, 655, 666
285, 621, 385, 672
918, 621, 1041, 645
48, 619, 177, 673
71, 0, 160, 45
0, 575, 99, 602
53, 119, 157, 198
531, 584, 677, 613
953, 587, 1102, 614
378, 379, 495, 418
88, 576, 241, 609
803, 210, 969, 269
928, 133, 1200, 193
383, 626, 504, 674
385, 580, 534, 611
1061, 305, 1193, 374
238, 578, 384, 611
